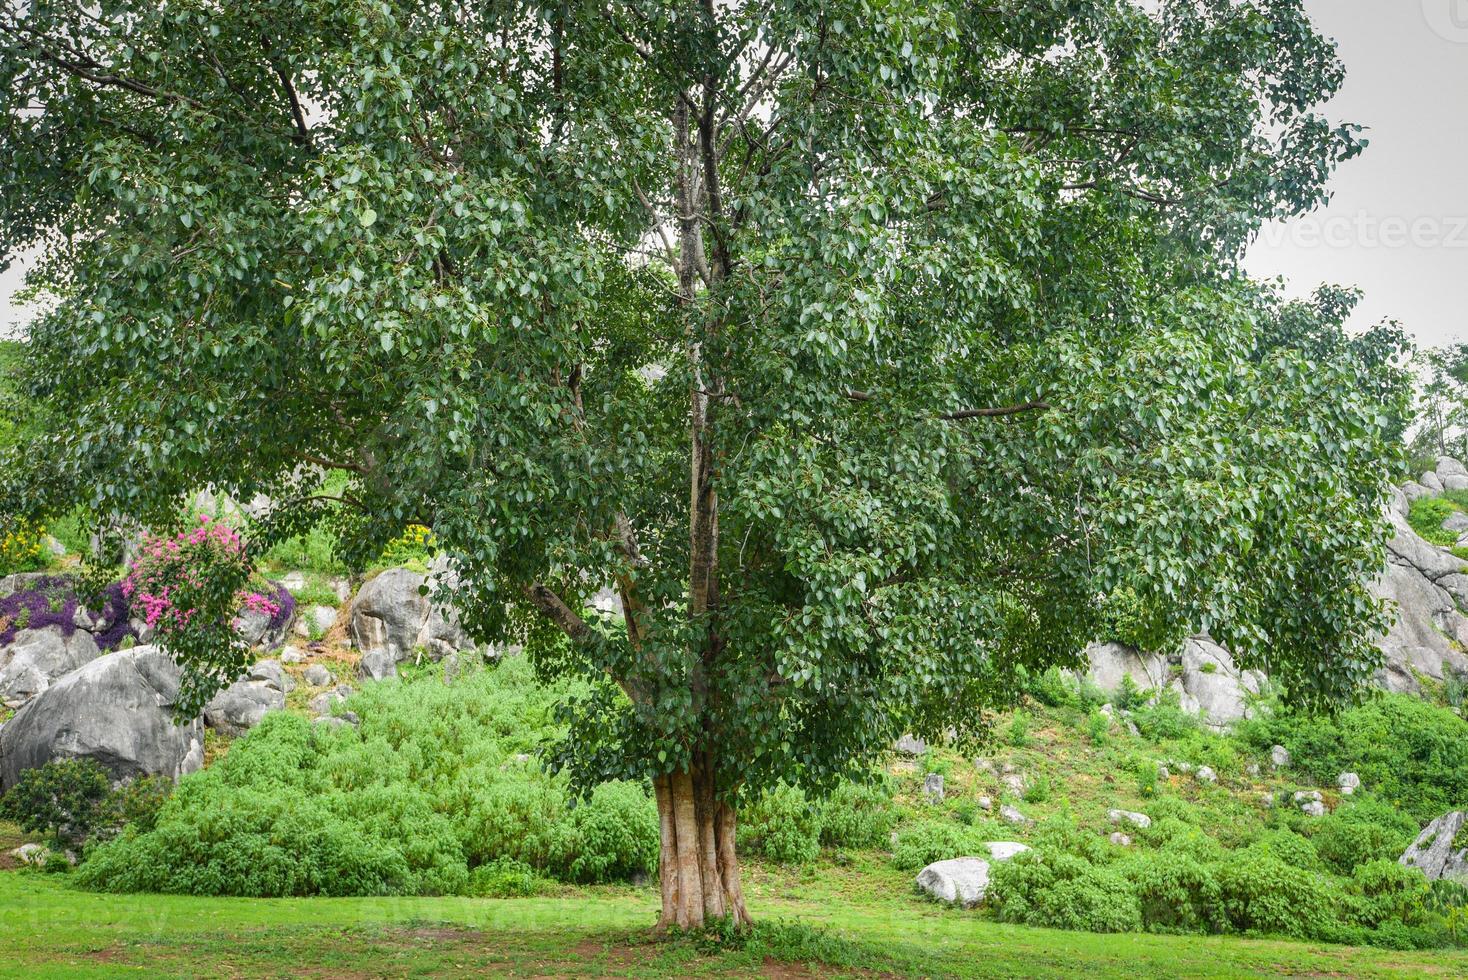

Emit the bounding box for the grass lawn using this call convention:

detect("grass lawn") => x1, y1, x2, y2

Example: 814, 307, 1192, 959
3, 872, 1466, 979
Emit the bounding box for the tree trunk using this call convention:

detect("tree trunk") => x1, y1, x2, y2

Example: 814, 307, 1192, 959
652, 764, 751, 930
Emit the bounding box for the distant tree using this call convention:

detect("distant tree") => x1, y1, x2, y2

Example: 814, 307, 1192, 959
1, 0, 1396, 927
1409, 345, 1468, 465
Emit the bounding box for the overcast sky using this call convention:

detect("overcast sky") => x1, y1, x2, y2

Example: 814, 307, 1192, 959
4, 2, 1465, 345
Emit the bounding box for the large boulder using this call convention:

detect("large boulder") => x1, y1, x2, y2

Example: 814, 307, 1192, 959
1082, 642, 1168, 695
1371, 557, 1468, 694
0, 645, 204, 790
1399, 811, 1468, 883
350, 564, 476, 679
202, 659, 293, 737
0, 626, 100, 709
916, 858, 992, 907
1173, 637, 1264, 730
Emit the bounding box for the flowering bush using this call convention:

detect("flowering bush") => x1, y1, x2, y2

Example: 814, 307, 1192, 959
0, 575, 135, 651
0, 518, 48, 575
122, 516, 269, 716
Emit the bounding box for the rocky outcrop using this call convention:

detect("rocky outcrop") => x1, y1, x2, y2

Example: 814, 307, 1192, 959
1171, 638, 1264, 730
1083, 643, 1168, 695
0, 626, 100, 709
0, 645, 204, 790
915, 844, 1029, 907
202, 659, 294, 737
1399, 811, 1468, 883
350, 564, 477, 679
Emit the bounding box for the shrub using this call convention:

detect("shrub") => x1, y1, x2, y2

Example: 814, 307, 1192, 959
1122, 850, 1225, 932
738, 782, 823, 865
0, 759, 112, 850
78, 658, 660, 896
1238, 695, 1468, 822
891, 819, 977, 871
469, 857, 544, 897
1007, 710, 1031, 747
1030, 816, 1114, 866
1407, 497, 1460, 547
1310, 797, 1418, 875
1131, 689, 1199, 741
1247, 829, 1322, 872
989, 851, 1142, 933
819, 780, 897, 849
0, 517, 48, 575
567, 781, 660, 883
1214, 852, 1341, 939
1350, 860, 1431, 929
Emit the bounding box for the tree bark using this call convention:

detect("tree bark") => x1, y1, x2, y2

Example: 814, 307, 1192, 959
653, 766, 752, 930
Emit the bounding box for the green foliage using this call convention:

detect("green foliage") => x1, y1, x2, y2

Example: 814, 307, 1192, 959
1130, 689, 1200, 741
1007, 711, 1032, 748
1247, 829, 1322, 872
738, 782, 823, 866
989, 852, 1142, 934
819, 780, 898, 850
891, 820, 978, 872
78, 658, 659, 896
1407, 497, 1461, 547
1309, 797, 1419, 876
1237, 695, 1468, 822
1121, 850, 1225, 933
0, 759, 113, 850
1214, 852, 1341, 939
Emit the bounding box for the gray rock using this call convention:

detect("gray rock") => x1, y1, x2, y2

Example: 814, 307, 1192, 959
0, 626, 101, 709
0, 645, 204, 790
303, 664, 333, 687
247, 659, 293, 693
279, 571, 308, 593
1294, 789, 1323, 804
1337, 772, 1361, 795
1422, 471, 1446, 493
1402, 481, 1436, 503
1446, 476, 1468, 492
349, 564, 476, 674
998, 804, 1030, 826
1301, 800, 1326, 818
1444, 512, 1468, 534
894, 734, 927, 757
1001, 772, 1027, 797
357, 647, 399, 681
1083, 642, 1169, 695
1196, 766, 1217, 784
1370, 533, 1468, 693
1174, 637, 1264, 730
1440, 456, 1468, 479
233, 604, 290, 652
985, 842, 1030, 861
1400, 811, 1468, 883
976, 795, 993, 811
280, 646, 305, 664
9, 843, 50, 867
916, 858, 991, 907
923, 773, 945, 803
1107, 808, 1151, 829
295, 604, 338, 638
203, 681, 283, 738
309, 684, 355, 718
1271, 745, 1291, 768
1109, 832, 1132, 847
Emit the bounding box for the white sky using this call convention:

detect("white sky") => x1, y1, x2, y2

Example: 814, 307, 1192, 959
4, 1, 1465, 346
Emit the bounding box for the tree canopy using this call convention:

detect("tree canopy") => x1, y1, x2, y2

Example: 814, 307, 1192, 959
2, 0, 1400, 926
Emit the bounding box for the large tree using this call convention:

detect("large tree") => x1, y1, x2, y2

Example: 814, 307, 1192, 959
2, 0, 1399, 927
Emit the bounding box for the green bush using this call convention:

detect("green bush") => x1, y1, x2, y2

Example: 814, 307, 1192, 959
738, 782, 823, 865
1130, 689, 1199, 741
819, 780, 897, 850
1, 759, 120, 851
1310, 798, 1418, 875
1247, 829, 1323, 872
1121, 850, 1224, 933
989, 851, 1142, 933
1237, 695, 1468, 822
78, 658, 660, 896
1407, 497, 1461, 547
1214, 852, 1340, 939
891, 819, 976, 871
1349, 860, 1431, 929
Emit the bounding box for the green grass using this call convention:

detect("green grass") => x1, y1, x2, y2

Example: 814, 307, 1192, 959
2, 871, 1464, 978
1407, 492, 1468, 547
